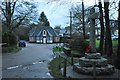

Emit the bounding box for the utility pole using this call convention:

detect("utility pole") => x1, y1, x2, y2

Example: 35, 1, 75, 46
82, 0, 85, 39
70, 11, 73, 65
95, 0, 96, 5
70, 11, 72, 38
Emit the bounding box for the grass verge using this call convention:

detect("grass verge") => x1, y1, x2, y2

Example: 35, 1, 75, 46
2, 46, 21, 53
53, 46, 64, 52
49, 57, 64, 78
49, 46, 80, 78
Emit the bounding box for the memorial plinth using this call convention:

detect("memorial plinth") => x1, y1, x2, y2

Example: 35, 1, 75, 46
73, 53, 115, 75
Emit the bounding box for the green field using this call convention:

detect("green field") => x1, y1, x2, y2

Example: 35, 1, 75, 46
96, 40, 118, 48
86, 39, 118, 48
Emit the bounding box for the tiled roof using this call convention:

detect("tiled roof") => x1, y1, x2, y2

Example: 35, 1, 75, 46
29, 26, 59, 37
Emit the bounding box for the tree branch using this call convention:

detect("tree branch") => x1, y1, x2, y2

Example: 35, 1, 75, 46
11, 2, 16, 16
0, 6, 7, 19
11, 15, 26, 31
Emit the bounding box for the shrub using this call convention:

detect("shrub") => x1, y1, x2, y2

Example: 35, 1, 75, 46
2, 46, 21, 53
68, 37, 89, 54
59, 36, 69, 43
2, 32, 18, 46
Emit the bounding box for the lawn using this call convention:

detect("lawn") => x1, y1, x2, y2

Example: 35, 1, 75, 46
86, 39, 118, 48
53, 40, 118, 52
49, 57, 79, 78
49, 57, 64, 78
94, 40, 118, 48
49, 46, 81, 78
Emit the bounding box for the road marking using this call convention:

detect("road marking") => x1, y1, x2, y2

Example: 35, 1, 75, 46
6, 60, 46, 70
7, 65, 22, 70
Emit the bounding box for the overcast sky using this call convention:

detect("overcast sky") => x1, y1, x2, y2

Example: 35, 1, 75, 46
33, 0, 119, 28
1, 0, 118, 28
34, 0, 97, 28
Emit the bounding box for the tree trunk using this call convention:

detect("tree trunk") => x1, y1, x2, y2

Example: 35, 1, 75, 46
104, 1, 113, 56
117, 1, 120, 57
82, 0, 85, 39
6, 2, 12, 31
98, 0, 105, 55
5, 2, 12, 46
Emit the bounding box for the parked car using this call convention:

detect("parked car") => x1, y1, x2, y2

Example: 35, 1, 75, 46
97, 36, 105, 40
112, 35, 118, 40
97, 36, 100, 40
19, 40, 26, 47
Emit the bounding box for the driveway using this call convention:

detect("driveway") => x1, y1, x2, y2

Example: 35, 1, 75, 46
2, 43, 56, 78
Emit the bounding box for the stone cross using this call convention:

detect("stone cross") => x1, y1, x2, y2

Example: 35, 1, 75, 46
89, 7, 99, 52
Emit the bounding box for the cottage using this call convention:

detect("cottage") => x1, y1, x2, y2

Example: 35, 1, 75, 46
29, 26, 59, 43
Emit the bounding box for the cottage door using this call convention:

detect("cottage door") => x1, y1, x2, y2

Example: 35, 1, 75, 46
43, 37, 46, 43
42, 30, 47, 43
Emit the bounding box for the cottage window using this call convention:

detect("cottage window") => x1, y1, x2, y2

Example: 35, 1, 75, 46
43, 30, 46, 36
44, 31, 46, 34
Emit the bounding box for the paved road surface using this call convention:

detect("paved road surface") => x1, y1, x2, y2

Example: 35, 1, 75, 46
2, 43, 56, 78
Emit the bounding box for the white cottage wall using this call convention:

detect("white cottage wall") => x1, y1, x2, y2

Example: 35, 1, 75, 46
29, 37, 35, 42
29, 26, 59, 43
47, 37, 53, 43
36, 37, 40, 43
54, 37, 60, 43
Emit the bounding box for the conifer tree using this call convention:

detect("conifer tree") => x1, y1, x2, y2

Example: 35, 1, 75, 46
39, 11, 50, 26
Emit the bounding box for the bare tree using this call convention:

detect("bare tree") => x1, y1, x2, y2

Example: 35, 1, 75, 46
1, 1, 38, 46
70, 4, 89, 37
1, 1, 38, 33
104, 0, 113, 56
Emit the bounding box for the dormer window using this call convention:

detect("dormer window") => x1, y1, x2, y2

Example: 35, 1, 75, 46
43, 30, 46, 36
44, 30, 45, 34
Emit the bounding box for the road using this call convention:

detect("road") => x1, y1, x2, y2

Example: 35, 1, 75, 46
2, 43, 56, 78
